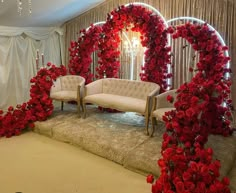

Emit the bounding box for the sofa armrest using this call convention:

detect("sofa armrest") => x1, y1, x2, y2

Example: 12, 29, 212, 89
84, 79, 103, 96
147, 86, 160, 98
154, 89, 177, 110
145, 85, 160, 115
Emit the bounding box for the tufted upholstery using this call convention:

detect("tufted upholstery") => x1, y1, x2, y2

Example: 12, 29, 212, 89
50, 75, 85, 114
82, 78, 160, 134
60, 76, 84, 91
102, 78, 158, 100
150, 89, 177, 136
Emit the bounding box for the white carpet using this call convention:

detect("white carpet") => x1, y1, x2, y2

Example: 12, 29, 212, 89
0, 132, 150, 193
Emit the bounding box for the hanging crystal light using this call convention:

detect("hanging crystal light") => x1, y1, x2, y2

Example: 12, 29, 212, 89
17, 0, 23, 15
0, 0, 32, 15
28, 0, 32, 14
1, 0, 32, 14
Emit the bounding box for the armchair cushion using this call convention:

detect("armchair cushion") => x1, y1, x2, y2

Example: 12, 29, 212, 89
152, 107, 175, 121
50, 91, 77, 101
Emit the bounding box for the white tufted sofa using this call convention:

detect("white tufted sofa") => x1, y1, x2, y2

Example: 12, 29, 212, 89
82, 78, 160, 134
50, 75, 85, 114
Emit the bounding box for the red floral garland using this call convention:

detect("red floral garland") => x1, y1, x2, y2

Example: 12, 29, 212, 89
68, 25, 102, 83
147, 23, 233, 193
0, 63, 66, 137
68, 4, 171, 91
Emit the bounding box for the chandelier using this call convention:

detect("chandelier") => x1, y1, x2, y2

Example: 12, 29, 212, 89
1, 0, 32, 15
123, 37, 141, 57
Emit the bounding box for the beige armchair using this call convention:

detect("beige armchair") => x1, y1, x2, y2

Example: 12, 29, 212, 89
50, 75, 85, 115
150, 89, 177, 136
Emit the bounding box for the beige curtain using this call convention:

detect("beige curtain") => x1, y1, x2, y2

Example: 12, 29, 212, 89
63, 0, 236, 107
0, 26, 64, 111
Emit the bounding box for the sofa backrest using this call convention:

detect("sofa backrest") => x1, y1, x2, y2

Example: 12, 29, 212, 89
60, 75, 85, 91
102, 78, 159, 100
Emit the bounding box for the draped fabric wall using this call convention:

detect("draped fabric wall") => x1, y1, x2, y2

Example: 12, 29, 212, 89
63, 0, 236, 107
0, 27, 64, 111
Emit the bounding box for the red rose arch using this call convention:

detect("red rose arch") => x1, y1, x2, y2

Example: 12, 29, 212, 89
69, 4, 171, 91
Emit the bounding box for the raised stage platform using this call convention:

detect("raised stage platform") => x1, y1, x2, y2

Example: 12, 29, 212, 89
33, 102, 236, 191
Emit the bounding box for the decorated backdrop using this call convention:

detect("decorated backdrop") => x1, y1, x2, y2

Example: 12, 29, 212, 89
0, 3, 234, 193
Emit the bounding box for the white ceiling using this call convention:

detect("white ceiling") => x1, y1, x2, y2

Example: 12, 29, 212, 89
0, 0, 105, 27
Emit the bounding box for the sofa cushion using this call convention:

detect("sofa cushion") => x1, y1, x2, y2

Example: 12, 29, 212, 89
50, 91, 77, 101
84, 94, 146, 114
152, 108, 175, 120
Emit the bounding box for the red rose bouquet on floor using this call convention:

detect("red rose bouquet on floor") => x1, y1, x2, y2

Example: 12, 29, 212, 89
0, 63, 66, 137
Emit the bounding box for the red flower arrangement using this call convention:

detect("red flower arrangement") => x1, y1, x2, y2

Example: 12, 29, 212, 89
147, 23, 233, 193
68, 4, 171, 91
68, 25, 102, 84
28, 63, 67, 121
0, 63, 66, 138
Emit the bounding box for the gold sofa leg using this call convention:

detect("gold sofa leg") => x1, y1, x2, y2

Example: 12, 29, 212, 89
61, 101, 64, 111
150, 117, 157, 137
82, 102, 87, 118
80, 100, 84, 113
77, 102, 81, 118
145, 115, 150, 136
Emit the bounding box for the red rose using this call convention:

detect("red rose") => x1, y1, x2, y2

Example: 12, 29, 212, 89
167, 26, 175, 34
190, 96, 199, 105
8, 106, 14, 111
222, 46, 228, 50
225, 111, 231, 117
221, 177, 230, 186
146, 174, 154, 184
183, 171, 192, 181
167, 95, 174, 103
186, 108, 195, 118
176, 111, 185, 119
175, 181, 184, 193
